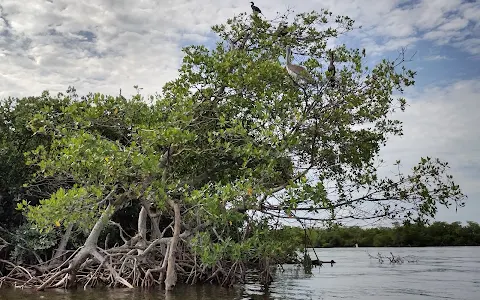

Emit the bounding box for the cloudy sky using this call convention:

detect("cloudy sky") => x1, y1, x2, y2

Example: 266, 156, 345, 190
1, 0, 479, 223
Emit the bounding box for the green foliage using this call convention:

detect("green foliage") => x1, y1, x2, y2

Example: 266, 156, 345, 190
8, 223, 59, 263
190, 222, 302, 267
0, 93, 73, 228
21, 186, 102, 233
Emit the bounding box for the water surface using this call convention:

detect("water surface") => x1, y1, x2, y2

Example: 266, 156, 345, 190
1, 247, 478, 300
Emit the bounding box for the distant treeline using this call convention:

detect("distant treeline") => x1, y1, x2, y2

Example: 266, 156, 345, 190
285, 221, 480, 247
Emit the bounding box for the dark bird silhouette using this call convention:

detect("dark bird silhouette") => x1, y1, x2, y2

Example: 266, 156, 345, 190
327, 51, 336, 87
250, 2, 263, 15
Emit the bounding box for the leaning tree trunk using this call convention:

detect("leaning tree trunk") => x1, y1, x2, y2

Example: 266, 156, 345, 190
164, 199, 181, 291
37, 204, 133, 290
49, 223, 74, 267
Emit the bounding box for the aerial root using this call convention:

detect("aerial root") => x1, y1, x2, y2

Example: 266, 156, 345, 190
0, 244, 247, 290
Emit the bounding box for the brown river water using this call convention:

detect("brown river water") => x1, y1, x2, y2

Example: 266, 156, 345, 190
1, 247, 479, 300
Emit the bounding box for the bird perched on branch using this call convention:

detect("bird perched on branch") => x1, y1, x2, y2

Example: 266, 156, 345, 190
285, 46, 313, 83
250, 2, 263, 15
327, 51, 336, 87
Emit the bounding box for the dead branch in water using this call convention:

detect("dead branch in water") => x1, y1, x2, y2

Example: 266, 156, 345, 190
366, 251, 418, 264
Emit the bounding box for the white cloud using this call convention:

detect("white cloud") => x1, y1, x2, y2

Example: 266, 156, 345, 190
438, 17, 469, 31
379, 79, 480, 222
349, 0, 480, 56
0, 0, 243, 99
1, 0, 479, 98
424, 55, 448, 61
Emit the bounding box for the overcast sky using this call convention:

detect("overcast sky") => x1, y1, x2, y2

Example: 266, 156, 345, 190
1, 0, 479, 224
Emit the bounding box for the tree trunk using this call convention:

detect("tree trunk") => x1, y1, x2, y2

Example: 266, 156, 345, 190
164, 200, 181, 291
136, 206, 148, 255
37, 204, 116, 290
151, 215, 162, 239
50, 223, 74, 267
141, 199, 162, 240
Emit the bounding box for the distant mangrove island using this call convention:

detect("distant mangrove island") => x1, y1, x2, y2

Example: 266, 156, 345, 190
285, 221, 480, 248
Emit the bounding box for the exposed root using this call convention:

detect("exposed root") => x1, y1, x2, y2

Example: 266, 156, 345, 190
0, 239, 249, 290
91, 249, 133, 288
164, 200, 181, 291
0, 201, 255, 290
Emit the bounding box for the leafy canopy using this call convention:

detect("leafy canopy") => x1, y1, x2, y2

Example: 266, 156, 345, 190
17, 9, 465, 263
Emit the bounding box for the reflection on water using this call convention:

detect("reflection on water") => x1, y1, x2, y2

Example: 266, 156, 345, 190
1, 247, 479, 300
0, 285, 242, 300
